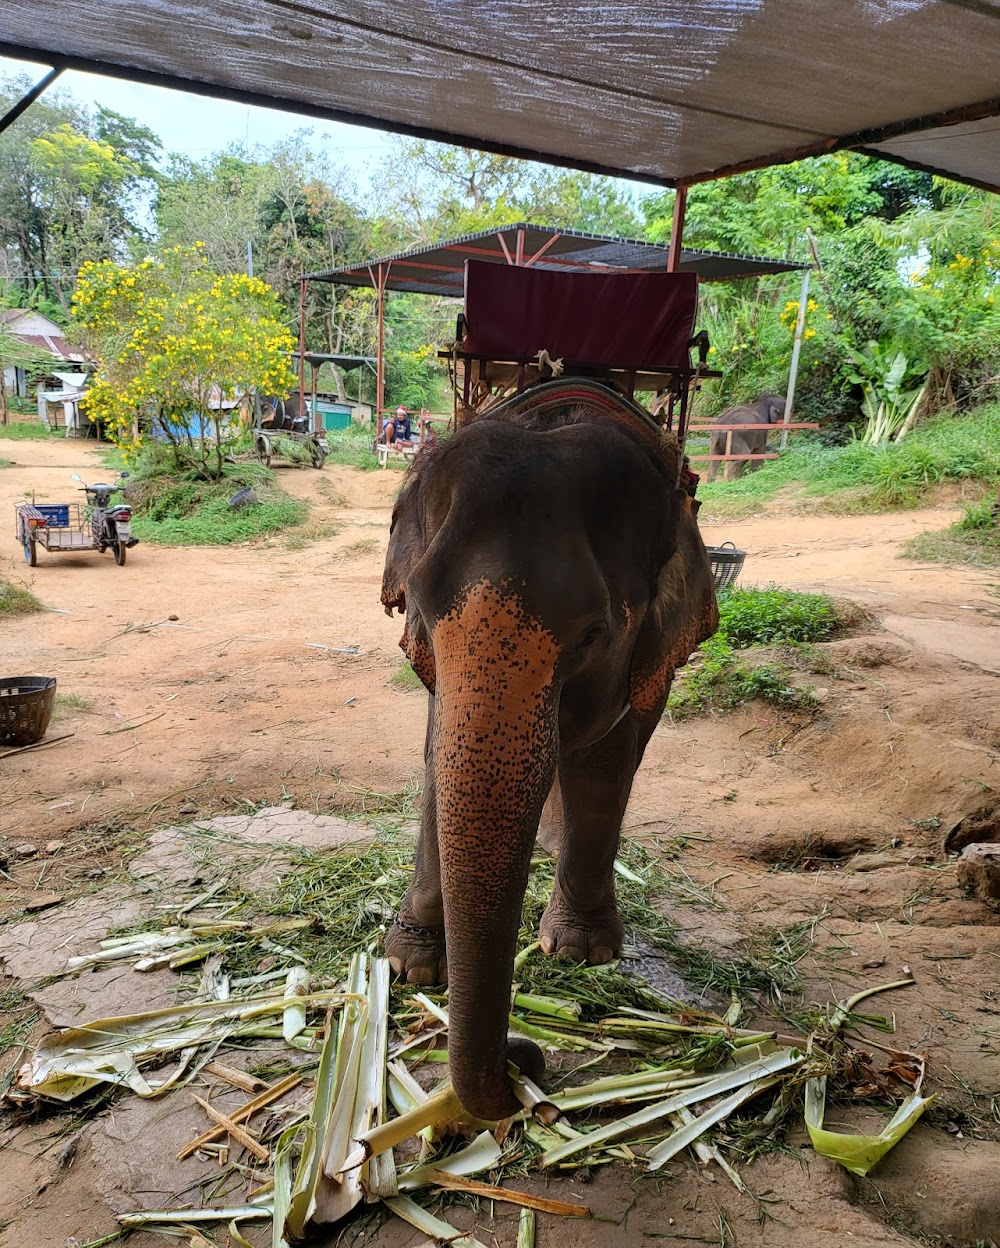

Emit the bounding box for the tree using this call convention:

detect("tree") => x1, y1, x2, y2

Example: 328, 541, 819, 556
378, 139, 641, 244
0, 76, 162, 314
156, 135, 373, 377
72, 244, 297, 478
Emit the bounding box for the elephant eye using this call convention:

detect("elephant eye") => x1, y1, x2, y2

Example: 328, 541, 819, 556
578, 622, 609, 650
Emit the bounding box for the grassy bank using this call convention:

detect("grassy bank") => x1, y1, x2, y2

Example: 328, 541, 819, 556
695, 403, 1000, 518
0, 419, 58, 440
903, 497, 1000, 568
667, 586, 857, 717
119, 450, 307, 546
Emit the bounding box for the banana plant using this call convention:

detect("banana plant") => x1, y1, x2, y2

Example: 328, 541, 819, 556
846, 341, 928, 445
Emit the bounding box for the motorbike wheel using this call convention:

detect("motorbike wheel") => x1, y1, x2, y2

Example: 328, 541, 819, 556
113, 539, 127, 566
256, 436, 271, 468
23, 536, 37, 567
310, 444, 327, 470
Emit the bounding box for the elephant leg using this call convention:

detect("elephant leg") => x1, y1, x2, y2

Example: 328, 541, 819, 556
540, 718, 648, 965
705, 443, 719, 483
538, 772, 564, 856
386, 697, 447, 984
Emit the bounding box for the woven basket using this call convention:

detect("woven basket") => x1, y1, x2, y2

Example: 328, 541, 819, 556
0, 676, 57, 748
705, 542, 747, 592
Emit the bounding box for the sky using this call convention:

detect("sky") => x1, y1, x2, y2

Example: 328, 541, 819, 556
0, 55, 395, 197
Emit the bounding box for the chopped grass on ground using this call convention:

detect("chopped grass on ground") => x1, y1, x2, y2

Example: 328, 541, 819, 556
0, 577, 43, 618
902, 498, 1000, 568
0, 457, 12, 468
695, 402, 1000, 517
668, 586, 853, 717
123, 456, 307, 546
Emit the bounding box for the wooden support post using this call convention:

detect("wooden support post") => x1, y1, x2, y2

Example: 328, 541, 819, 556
297, 278, 307, 419
311, 361, 320, 434
667, 187, 687, 272
375, 262, 386, 427
515, 226, 525, 266
782, 269, 810, 449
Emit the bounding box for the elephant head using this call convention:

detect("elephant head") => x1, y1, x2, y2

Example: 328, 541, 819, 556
762, 394, 787, 423
381, 403, 716, 1120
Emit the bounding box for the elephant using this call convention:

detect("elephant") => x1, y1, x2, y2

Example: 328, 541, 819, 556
379, 380, 719, 1121
706, 393, 786, 482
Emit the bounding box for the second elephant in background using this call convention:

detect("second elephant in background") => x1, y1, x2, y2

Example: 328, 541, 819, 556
706, 393, 786, 481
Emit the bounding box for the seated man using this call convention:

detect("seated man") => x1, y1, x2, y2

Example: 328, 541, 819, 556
381, 406, 413, 448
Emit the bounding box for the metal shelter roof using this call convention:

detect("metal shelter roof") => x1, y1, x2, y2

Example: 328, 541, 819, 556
3, 3, 999, 193
291, 351, 376, 372
306, 225, 807, 295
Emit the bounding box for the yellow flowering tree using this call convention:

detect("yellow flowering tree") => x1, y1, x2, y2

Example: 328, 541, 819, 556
72, 244, 296, 479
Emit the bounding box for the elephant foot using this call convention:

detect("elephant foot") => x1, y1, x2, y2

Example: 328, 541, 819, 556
385, 916, 447, 985
539, 892, 624, 966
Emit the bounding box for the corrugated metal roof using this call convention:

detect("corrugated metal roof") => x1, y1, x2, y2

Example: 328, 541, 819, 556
2, 3, 998, 192
307, 224, 807, 295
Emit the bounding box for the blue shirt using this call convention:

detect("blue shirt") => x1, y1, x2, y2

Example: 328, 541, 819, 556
393, 415, 411, 441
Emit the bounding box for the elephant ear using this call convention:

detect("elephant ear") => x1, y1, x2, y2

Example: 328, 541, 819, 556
628, 495, 719, 715
381, 476, 424, 616
380, 476, 437, 693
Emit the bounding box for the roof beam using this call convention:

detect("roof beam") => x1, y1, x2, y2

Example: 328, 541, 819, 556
680, 94, 1000, 188
0, 66, 62, 136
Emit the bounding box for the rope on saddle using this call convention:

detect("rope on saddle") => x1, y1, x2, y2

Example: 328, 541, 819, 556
533, 348, 565, 377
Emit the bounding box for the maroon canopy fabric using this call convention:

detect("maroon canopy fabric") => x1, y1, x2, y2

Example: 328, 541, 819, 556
462, 261, 698, 369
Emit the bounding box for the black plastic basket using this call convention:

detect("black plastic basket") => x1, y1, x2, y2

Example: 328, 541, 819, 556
705, 542, 746, 592
0, 676, 57, 748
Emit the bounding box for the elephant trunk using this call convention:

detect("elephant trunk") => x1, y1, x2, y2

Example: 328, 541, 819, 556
431, 580, 560, 1120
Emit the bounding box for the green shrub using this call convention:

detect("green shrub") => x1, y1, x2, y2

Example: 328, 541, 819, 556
717, 586, 839, 647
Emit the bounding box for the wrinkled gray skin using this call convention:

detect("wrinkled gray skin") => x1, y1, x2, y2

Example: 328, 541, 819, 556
706, 394, 786, 482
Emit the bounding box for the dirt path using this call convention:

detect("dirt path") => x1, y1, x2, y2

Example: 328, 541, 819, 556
1, 438, 999, 1247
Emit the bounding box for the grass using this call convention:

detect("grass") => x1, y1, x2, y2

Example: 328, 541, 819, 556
695, 402, 1000, 517
325, 423, 409, 472
0, 457, 11, 469
667, 586, 851, 717
335, 538, 381, 560
0, 419, 58, 440
123, 454, 308, 546
390, 661, 424, 692
0, 577, 43, 618
53, 693, 95, 721
903, 498, 1000, 568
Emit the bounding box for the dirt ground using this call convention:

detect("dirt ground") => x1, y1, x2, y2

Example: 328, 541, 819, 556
1, 438, 999, 1248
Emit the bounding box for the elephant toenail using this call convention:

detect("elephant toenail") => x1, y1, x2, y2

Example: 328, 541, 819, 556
407, 967, 431, 985
560, 944, 585, 963
388, 956, 403, 975
540, 935, 554, 955
590, 945, 614, 965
